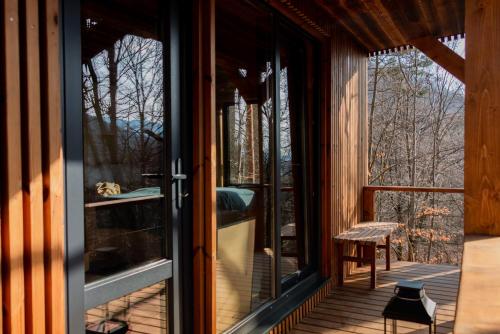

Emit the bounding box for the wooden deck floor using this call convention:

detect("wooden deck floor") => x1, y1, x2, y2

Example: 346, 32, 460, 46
292, 261, 460, 334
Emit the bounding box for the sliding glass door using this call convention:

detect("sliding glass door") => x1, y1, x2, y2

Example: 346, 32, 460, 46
215, 2, 274, 331
215, 1, 319, 331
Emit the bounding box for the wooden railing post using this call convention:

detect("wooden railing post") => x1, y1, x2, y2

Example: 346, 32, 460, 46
363, 187, 376, 221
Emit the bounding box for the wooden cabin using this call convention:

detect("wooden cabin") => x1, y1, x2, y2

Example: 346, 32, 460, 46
0, 0, 498, 333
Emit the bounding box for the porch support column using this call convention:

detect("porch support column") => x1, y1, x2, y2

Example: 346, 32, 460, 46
463, 0, 500, 235
455, 3, 500, 333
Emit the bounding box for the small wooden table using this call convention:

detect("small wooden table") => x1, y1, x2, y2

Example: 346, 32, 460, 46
333, 222, 398, 289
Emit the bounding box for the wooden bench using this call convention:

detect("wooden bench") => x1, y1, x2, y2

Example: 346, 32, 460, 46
333, 222, 398, 289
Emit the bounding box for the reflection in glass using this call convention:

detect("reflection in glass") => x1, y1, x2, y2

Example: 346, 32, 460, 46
279, 29, 310, 280
81, 0, 167, 283
215, 1, 274, 332
85, 281, 168, 334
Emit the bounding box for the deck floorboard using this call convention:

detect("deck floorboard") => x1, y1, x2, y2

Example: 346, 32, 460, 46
291, 261, 460, 334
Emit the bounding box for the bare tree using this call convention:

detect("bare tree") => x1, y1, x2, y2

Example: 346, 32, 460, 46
368, 40, 465, 265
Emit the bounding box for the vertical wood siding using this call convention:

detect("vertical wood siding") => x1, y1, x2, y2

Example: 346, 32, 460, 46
0, 0, 65, 333
327, 24, 368, 282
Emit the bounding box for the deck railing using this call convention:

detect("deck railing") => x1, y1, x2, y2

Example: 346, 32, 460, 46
362, 185, 464, 221
362, 185, 465, 265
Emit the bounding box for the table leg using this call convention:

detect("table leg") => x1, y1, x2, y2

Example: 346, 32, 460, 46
357, 242, 363, 267
337, 241, 344, 286
386, 235, 391, 271
392, 319, 397, 334
370, 244, 376, 289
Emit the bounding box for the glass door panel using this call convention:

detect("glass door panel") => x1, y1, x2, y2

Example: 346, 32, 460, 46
85, 280, 169, 334
215, 1, 274, 332
278, 25, 313, 284
81, 1, 173, 333
82, 0, 167, 284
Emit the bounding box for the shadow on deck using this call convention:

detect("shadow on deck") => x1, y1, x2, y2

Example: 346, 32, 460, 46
292, 261, 460, 334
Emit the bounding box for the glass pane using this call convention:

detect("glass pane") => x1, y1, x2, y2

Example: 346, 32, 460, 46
85, 281, 169, 334
215, 1, 274, 332
279, 29, 310, 280
81, 0, 167, 283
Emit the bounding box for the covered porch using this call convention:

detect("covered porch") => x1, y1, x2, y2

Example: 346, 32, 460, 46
292, 262, 459, 334
1, 0, 499, 333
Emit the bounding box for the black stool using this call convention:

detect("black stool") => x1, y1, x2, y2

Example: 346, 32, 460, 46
382, 280, 437, 334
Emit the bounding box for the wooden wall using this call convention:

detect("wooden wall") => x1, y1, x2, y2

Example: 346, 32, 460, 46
463, 0, 500, 235
326, 24, 368, 281
192, 0, 217, 333
0, 0, 65, 333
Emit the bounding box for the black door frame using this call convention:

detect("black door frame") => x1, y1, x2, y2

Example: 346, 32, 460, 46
61, 0, 190, 333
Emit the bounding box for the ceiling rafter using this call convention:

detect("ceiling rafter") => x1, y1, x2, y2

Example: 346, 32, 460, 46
311, 0, 464, 56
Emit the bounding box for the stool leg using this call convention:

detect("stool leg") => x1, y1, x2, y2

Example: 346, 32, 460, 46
337, 242, 344, 286
384, 317, 386, 334
386, 235, 391, 271
370, 244, 376, 289
434, 317, 437, 334
392, 319, 397, 334
357, 242, 363, 267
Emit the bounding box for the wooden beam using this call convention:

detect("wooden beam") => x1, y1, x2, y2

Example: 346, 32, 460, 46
1, 0, 26, 332
362, 188, 375, 221
41, 0, 65, 332
410, 36, 465, 83
455, 236, 500, 333
364, 185, 464, 193
313, 0, 381, 51
267, 0, 328, 41
20, 0, 46, 332
463, 0, 500, 235
193, 0, 216, 333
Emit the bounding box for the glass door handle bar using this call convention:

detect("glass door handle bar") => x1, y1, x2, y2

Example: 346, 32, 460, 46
173, 158, 187, 208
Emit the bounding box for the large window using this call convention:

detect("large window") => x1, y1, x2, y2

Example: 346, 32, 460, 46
215, 1, 318, 332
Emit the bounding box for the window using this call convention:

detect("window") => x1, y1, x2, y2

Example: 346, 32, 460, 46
215, 1, 319, 331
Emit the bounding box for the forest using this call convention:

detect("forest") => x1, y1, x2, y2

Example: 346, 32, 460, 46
368, 40, 465, 265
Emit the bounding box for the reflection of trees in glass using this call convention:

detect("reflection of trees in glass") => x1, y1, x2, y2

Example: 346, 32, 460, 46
228, 90, 259, 184
227, 85, 273, 185
279, 67, 295, 228
82, 35, 164, 198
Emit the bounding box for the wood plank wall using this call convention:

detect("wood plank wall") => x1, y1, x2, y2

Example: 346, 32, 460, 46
463, 0, 500, 235
327, 23, 368, 282
0, 0, 65, 333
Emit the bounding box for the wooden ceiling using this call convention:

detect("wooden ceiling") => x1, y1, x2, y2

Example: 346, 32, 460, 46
313, 0, 465, 54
